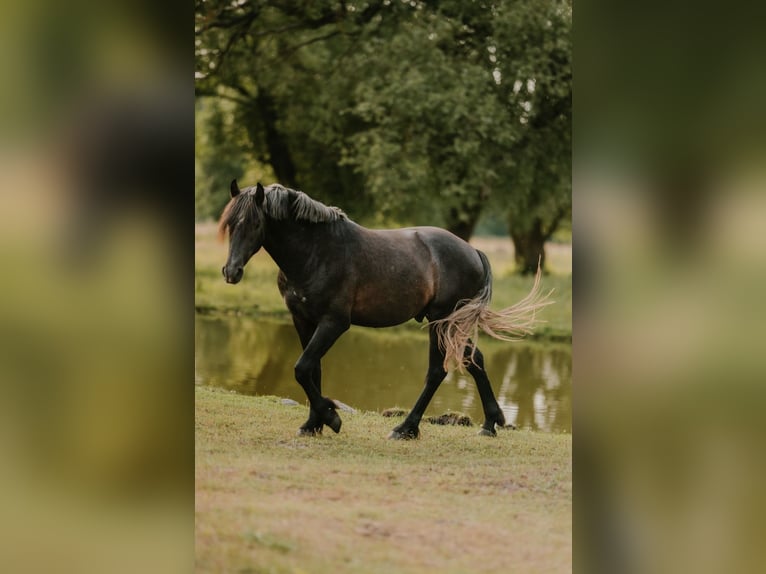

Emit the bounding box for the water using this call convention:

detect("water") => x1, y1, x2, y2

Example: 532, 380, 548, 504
195, 315, 571, 433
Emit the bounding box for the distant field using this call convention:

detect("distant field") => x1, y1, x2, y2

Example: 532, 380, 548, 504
195, 222, 572, 340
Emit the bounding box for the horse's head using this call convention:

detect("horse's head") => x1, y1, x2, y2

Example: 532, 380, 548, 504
220, 179, 266, 284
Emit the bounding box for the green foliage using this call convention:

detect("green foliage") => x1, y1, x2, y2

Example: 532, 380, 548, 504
341, 13, 511, 231
492, 0, 572, 239
195, 1, 571, 236
195, 98, 276, 220
195, 99, 242, 220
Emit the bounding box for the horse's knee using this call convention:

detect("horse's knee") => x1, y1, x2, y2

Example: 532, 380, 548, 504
294, 357, 315, 384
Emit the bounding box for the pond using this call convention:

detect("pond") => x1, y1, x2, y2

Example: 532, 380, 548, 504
195, 315, 571, 433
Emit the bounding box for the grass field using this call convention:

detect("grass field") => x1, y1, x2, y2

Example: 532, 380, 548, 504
195, 387, 572, 573
195, 222, 572, 340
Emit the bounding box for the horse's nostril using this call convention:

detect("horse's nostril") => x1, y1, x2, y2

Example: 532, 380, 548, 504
223, 266, 243, 284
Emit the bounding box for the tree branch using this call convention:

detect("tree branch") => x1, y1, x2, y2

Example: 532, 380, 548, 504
195, 8, 257, 35
280, 29, 345, 56
542, 205, 569, 240
194, 87, 251, 107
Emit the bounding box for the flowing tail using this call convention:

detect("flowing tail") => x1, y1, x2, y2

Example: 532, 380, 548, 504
430, 251, 554, 372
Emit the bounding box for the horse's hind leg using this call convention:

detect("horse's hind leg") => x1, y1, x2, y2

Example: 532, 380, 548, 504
464, 341, 506, 436
389, 325, 447, 440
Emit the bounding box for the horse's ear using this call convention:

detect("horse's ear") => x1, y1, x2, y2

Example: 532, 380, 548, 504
230, 179, 241, 198
255, 182, 265, 206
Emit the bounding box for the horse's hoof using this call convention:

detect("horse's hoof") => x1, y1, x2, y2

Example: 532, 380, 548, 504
388, 428, 419, 440
326, 411, 342, 434
478, 427, 497, 437
297, 427, 322, 437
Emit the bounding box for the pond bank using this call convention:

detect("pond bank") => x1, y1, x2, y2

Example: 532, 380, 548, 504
195, 387, 572, 573
194, 305, 572, 343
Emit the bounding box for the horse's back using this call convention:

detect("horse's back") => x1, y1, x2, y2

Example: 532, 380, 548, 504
354, 225, 480, 281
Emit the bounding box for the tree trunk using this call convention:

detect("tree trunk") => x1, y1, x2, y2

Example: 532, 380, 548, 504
252, 91, 298, 187
445, 202, 483, 242
510, 219, 547, 275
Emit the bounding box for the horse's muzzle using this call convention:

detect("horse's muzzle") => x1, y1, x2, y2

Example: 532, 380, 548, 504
222, 265, 243, 284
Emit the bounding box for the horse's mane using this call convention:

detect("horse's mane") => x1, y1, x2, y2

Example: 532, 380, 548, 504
264, 184, 347, 223
218, 184, 346, 238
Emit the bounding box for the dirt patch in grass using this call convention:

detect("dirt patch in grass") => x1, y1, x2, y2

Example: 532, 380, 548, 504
196, 387, 571, 573
426, 411, 474, 426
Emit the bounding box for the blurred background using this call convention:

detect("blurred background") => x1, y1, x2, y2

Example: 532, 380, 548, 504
575, 1, 766, 573
0, 0, 192, 572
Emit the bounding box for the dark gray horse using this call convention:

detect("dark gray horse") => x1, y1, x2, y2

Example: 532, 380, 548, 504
220, 181, 549, 439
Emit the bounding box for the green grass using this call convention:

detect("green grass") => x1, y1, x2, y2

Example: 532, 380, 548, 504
195, 223, 571, 340
195, 387, 572, 573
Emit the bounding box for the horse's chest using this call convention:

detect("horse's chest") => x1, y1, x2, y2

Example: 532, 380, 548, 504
284, 287, 309, 310
278, 270, 333, 320
283, 286, 326, 320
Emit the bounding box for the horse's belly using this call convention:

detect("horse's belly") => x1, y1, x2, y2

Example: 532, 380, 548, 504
350, 274, 433, 327
350, 309, 421, 328
349, 312, 416, 328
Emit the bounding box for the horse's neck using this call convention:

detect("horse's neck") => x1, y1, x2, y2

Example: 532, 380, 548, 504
263, 218, 343, 283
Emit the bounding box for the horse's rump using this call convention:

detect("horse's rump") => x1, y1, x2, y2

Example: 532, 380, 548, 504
431, 254, 551, 371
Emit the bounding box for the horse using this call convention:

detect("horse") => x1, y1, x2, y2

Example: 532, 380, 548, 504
219, 180, 551, 439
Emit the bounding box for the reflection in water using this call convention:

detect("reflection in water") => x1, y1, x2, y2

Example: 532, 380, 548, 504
195, 315, 571, 433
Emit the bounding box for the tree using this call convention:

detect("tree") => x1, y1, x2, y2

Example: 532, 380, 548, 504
195, 1, 386, 220
195, 1, 571, 253
340, 9, 515, 238
195, 99, 246, 220
491, 0, 572, 273
341, 0, 571, 251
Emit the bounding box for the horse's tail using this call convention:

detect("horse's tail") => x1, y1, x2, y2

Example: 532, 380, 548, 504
431, 250, 553, 372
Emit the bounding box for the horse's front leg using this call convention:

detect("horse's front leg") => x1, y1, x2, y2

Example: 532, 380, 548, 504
293, 316, 349, 435
297, 361, 325, 435
291, 315, 325, 435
